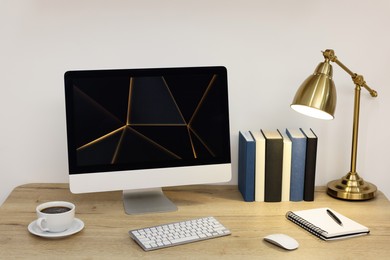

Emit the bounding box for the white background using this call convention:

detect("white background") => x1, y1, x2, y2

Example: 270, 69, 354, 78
1, 0, 389, 205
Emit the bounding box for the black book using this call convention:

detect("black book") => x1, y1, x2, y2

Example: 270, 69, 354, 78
300, 128, 318, 201
261, 130, 283, 202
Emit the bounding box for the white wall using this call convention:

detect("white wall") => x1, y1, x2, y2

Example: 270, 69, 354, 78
1, 0, 389, 205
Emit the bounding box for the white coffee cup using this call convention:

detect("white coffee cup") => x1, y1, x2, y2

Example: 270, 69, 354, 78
36, 201, 75, 233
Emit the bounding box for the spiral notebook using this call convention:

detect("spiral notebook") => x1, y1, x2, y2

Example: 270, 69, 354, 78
286, 207, 370, 240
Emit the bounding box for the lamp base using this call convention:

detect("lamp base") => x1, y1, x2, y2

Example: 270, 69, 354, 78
327, 172, 377, 200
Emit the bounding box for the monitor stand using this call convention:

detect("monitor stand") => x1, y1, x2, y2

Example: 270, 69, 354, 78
123, 188, 178, 215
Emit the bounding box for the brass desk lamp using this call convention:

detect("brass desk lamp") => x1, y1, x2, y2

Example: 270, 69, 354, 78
291, 49, 377, 200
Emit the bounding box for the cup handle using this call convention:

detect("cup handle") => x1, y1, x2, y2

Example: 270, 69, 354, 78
36, 217, 50, 232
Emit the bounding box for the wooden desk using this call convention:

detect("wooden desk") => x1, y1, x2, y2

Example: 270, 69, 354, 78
1, 184, 390, 259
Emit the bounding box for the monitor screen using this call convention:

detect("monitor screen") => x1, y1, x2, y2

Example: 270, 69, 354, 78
64, 66, 231, 214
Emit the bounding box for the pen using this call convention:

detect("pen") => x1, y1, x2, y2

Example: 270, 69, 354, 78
326, 209, 343, 226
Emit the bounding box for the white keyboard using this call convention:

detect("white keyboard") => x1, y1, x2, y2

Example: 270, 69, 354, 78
129, 216, 231, 251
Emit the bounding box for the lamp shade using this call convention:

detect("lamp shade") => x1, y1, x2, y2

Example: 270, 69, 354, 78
291, 61, 337, 120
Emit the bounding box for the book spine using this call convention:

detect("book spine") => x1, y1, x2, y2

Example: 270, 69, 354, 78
250, 130, 266, 202
262, 130, 283, 202
301, 128, 318, 201
238, 131, 255, 202
278, 130, 292, 202
286, 129, 306, 201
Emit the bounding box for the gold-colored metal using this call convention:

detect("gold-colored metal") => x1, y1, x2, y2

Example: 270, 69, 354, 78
327, 84, 377, 200
327, 173, 377, 200
291, 60, 336, 120
292, 49, 378, 200
323, 49, 378, 98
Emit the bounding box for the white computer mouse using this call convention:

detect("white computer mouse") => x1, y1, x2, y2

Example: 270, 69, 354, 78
263, 233, 299, 250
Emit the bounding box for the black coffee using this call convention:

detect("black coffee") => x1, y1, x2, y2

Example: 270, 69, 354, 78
41, 206, 71, 214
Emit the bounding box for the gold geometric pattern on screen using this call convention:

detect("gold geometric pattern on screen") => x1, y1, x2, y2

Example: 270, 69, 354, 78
76, 75, 217, 163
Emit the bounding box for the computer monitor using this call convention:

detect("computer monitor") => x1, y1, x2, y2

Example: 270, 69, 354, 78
64, 66, 231, 214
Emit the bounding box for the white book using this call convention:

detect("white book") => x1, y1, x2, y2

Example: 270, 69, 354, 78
250, 130, 266, 202
278, 130, 292, 202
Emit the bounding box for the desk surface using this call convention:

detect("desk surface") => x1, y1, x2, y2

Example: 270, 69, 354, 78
1, 184, 390, 259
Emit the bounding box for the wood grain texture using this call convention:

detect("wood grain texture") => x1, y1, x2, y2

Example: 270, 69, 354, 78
1, 184, 389, 259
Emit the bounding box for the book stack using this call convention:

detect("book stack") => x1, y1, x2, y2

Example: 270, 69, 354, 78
238, 128, 318, 202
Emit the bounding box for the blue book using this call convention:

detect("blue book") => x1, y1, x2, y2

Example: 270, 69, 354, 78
286, 128, 307, 201
238, 131, 256, 202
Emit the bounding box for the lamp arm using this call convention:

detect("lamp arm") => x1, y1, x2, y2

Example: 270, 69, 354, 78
322, 49, 378, 97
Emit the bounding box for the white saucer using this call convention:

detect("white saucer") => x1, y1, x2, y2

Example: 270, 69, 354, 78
28, 218, 84, 238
